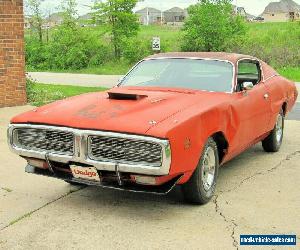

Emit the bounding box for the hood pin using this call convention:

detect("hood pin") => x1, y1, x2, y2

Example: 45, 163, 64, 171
149, 120, 157, 125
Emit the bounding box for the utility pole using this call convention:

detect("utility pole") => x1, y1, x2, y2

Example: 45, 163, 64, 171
160, 2, 163, 26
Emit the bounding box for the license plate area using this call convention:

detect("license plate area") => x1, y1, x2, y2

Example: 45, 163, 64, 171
70, 165, 100, 182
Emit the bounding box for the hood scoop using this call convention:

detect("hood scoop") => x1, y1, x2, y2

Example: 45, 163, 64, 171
108, 91, 147, 101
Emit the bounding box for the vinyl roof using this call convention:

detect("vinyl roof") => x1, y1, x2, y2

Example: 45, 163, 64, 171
147, 52, 258, 64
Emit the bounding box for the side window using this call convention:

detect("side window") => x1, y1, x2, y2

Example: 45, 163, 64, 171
237, 60, 261, 91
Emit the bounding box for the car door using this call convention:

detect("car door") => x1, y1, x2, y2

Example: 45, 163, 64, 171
230, 59, 272, 152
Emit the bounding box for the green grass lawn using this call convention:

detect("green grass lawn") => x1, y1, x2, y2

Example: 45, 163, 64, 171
27, 81, 108, 106
277, 67, 300, 82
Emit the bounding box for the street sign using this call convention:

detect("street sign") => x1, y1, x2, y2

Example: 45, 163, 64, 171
152, 37, 160, 51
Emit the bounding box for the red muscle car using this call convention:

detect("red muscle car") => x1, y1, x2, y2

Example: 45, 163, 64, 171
8, 52, 298, 204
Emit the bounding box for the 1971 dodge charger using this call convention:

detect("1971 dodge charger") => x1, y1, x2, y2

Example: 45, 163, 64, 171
8, 52, 298, 204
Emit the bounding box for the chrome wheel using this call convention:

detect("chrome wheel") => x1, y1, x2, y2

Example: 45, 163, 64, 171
201, 146, 216, 191
275, 113, 283, 143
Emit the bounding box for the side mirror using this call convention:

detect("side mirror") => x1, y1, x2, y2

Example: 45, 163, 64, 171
242, 81, 254, 91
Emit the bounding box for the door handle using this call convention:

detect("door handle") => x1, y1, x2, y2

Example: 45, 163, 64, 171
264, 93, 269, 99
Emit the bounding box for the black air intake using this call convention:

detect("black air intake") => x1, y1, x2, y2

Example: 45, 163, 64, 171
108, 92, 147, 100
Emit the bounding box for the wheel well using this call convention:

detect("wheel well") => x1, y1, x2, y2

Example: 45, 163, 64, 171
212, 132, 229, 163
282, 102, 287, 116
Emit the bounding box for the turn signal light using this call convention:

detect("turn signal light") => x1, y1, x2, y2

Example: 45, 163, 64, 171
26, 158, 48, 169
131, 175, 157, 185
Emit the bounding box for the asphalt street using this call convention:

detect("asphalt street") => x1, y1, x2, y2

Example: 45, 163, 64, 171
287, 102, 300, 120
0, 105, 299, 250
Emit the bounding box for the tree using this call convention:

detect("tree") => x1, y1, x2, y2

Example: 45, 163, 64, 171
26, 0, 44, 43
182, 0, 247, 52
93, 0, 139, 59
61, 0, 78, 28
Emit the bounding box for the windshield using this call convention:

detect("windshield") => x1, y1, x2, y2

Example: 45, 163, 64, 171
121, 58, 233, 92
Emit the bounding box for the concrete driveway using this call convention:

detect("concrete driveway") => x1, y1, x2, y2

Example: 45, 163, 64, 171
0, 106, 299, 250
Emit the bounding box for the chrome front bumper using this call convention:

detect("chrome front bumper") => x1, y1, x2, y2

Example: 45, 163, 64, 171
25, 165, 181, 195
8, 124, 172, 176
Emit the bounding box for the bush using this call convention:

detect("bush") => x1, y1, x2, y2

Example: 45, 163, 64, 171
122, 38, 151, 63
25, 26, 113, 70
47, 26, 94, 69
88, 42, 113, 67
25, 36, 49, 70
181, 0, 247, 52
232, 22, 300, 68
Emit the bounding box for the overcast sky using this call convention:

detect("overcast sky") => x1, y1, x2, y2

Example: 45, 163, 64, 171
28, 0, 300, 16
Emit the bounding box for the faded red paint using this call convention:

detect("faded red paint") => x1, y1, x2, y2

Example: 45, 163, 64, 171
11, 53, 298, 185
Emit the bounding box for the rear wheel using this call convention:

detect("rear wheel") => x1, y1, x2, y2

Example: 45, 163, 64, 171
262, 109, 284, 152
182, 137, 219, 205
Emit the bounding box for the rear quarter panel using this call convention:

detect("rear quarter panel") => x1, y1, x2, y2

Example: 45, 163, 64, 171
261, 62, 298, 130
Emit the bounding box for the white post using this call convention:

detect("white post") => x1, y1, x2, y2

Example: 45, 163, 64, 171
146, 7, 149, 25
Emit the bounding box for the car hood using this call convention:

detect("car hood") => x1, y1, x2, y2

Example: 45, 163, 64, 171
11, 87, 230, 136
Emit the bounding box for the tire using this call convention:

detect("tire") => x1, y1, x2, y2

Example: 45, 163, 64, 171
262, 109, 284, 152
182, 137, 219, 205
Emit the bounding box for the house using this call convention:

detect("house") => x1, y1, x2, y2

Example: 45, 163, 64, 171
262, 0, 300, 22
135, 7, 163, 25
233, 6, 247, 17
78, 13, 95, 26
45, 12, 64, 28
232, 5, 255, 21
164, 7, 186, 25
246, 13, 256, 22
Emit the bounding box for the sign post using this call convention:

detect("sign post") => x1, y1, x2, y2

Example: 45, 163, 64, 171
152, 37, 161, 52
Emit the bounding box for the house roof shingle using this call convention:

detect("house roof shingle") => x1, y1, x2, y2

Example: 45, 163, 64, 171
164, 7, 185, 13
263, 0, 300, 14
135, 7, 161, 14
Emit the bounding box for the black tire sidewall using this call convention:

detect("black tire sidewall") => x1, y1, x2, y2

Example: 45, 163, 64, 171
182, 137, 219, 204
262, 109, 284, 152
196, 138, 219, 201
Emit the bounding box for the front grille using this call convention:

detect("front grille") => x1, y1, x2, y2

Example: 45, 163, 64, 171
88, 136, 163, 166
13, 128, 74, 155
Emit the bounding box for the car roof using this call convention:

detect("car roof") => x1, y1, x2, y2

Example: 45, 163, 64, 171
146, 52, 258, 64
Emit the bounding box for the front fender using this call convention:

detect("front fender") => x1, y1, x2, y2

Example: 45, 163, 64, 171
147, 106, 231, 184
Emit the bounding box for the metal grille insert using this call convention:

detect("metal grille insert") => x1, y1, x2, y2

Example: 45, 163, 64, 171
88, 136, 163, 166
14, 128, 74, 155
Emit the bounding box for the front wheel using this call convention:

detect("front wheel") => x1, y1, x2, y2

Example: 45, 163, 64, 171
182, 137, 219, 205
262, 109, 284, 152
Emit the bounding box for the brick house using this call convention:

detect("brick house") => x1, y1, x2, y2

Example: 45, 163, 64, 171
0, 0, 26, 107
164, 7, 186, 24
262, 0, 300, 22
